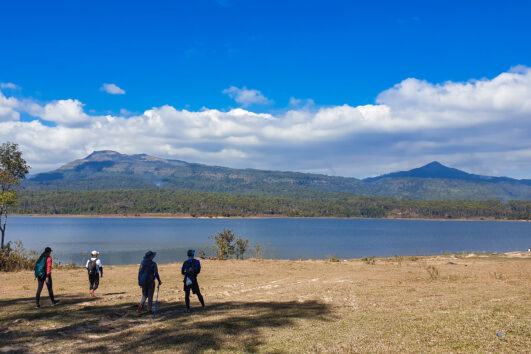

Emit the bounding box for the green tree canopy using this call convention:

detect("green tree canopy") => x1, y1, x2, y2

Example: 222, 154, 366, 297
1, 142, 30, 249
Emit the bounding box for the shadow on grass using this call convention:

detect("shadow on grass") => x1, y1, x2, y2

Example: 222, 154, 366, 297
0, 296, 331, 352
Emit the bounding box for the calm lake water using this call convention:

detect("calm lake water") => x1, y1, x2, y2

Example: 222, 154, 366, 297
7, 216, 531, 265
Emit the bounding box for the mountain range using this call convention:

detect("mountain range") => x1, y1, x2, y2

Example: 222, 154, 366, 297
23, 151, 531, 201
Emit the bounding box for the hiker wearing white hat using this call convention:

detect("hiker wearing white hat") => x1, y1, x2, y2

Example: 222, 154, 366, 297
85, 250, 103, 297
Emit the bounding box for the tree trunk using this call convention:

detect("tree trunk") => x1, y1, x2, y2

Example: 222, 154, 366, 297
0, 222, 4, 250
0, 213, 5, 250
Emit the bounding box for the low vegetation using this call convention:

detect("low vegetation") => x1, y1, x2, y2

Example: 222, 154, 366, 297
0, 240, 37, 272
209, 229, 250, 260
0, 253, 529, 352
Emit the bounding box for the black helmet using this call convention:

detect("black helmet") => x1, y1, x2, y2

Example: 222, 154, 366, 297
187, 249, 195, 257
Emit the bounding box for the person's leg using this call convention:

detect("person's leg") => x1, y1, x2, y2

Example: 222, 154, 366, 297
137, 285, 148, 312
196, 290, 205, 307
36, 277, 44, 306
46, 275, 55, 302
140, 285, 148, 306
93, 274, 99, 291
193, 282, 205, 307
184, 287, 191, 309
147, 282, 155, 312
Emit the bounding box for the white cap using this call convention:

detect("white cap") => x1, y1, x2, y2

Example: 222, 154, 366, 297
91, 250, 99, 256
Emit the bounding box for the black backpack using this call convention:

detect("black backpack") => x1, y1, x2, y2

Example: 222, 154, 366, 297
185, 259, 197, 278
87, 259, 98, 276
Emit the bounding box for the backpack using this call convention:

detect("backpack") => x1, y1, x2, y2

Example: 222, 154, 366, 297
185, 259, 198, 278
34, 257, 47, 279
87, 259, 98, 276
138, 262, 155, 286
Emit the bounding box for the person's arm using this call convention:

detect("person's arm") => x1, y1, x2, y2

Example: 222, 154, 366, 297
181, 261, 186, 275
97, 259, 103, 277
46, 257, 52, 283
85, 259, 89, 269
154, 264, 161, 285
196, 259, 201, 275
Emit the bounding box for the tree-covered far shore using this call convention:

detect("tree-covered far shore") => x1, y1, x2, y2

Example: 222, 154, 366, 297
13, 189, 531, 220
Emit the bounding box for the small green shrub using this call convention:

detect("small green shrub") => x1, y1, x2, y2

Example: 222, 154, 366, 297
210, 229, 250, 260
361, 256, 376, 265
235, 236, 249, 260
327, 254, 340, 262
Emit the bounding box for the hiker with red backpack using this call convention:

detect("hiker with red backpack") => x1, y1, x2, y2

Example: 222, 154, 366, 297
137, 251, 162, 314
85, 250, 103, 297
34, 246, 60, 308
182, 249, 205, 312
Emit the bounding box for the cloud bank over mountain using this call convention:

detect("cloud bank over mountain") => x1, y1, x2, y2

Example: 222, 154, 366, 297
1, 67, 531, 178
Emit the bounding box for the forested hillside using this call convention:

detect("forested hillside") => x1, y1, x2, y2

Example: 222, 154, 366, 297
13, 189, 531, 220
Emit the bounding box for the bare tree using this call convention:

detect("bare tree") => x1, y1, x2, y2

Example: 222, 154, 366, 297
0, 142, 30, 249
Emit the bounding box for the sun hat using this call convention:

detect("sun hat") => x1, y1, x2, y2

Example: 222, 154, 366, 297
91, 250, 99, 256
144, 251, 157, 259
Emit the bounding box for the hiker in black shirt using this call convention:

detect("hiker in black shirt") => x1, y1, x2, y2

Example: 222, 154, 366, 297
181, 249, 205, 312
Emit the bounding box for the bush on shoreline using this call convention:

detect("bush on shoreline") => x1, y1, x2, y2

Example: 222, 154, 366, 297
0, 240, 37, 272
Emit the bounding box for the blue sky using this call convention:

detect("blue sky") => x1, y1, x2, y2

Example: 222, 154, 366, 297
1, 1, 531, 177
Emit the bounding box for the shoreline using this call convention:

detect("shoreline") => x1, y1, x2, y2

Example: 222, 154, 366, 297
59, 251, 531, 267
11, 213, 530, 222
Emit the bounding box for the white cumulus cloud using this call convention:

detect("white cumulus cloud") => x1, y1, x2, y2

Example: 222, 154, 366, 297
0, 82, 19, 90
100, 83, 126, 95
222, 86, 271, 107
0, 91, 21, 121
2, 67, 531, 178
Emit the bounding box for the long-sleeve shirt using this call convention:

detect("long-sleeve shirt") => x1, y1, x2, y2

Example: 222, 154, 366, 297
46, 257, 52, 275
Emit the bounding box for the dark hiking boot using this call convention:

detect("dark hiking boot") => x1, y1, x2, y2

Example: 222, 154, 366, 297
35, 304, 40, 309
52, 300, 60, 306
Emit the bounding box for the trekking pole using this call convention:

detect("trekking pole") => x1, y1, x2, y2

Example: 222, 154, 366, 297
154, 283, 160, 317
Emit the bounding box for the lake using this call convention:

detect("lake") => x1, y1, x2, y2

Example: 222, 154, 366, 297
7, 216, 531, 265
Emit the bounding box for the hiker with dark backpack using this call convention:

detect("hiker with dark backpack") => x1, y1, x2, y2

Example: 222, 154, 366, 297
34, 247, 60, 308
181, 249, 205, 312
136, 251, 162, 313
85, 250, 103, 297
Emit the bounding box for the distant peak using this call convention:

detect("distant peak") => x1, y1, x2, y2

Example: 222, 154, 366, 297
88, 150, 121, 156
424, 161, 445, 167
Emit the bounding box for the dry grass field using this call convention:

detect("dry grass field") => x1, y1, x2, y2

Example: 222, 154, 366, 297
1, 253, 530, 353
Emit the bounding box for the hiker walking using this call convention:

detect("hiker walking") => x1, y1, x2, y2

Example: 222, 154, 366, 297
86, 250, 103, 297
137, 251, 162, 313
34, 247, 60, 308
182, 249, 205, 312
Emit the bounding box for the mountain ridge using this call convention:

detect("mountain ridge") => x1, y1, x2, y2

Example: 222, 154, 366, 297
23, 150, 531, 201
